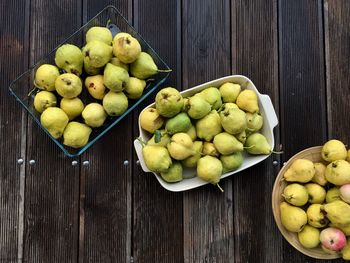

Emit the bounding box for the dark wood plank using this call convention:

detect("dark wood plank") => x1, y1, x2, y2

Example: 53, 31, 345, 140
231, 0, 283, 262
132, 0, 183, 262
181, 0, 234, 262
23, 0, 82, 262
0, 0, 29, 262
80, 1, 132, 263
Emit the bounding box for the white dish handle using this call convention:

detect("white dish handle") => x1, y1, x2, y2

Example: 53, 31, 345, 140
260, 94, 278, 128
133, 139, 151, 172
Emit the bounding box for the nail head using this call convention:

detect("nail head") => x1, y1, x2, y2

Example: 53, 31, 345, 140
83, 160, 89, 166
17, 158, 24, 164
72, 160, 78, 166
29, 160, 35, 165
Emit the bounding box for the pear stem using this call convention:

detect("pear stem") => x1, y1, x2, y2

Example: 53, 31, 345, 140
27, 84, 37, 97
216, 183, 224, 193
157, 69, 172, 73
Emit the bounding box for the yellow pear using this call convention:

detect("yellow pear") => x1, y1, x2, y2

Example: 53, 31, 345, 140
55, 73, 82, 98
86, 26, 112, 45
186, 124, 197, 141
196, 110, 222, 141
322, 200, 350, 226
110, 57, 129, 71
33, 91, 57, 113
167, 133, 194, 160
60, 97, 84, 120
63, 121, 92, 148
219, 82, 241, 103
182, 141, 203, 168
312, 162, 327, 186
112, 32, 141, 63
147, 130, 170, 147
85, 75, 106, 100
305, 183, 326, 204
236, 89, 259, 113
307, 204, 329, 228
280, 202, 307, 232
139, 108, 164, 134
124, 77, 146, 99
298, 225, 320, 249
34, 64, 60, 91
82, 103, 107, 128
202, 142, 219, 157
40, 107, 69, 139
283, 159, 315, 183
197, 156, 223, 185
322, 139, 347, 162
326, 187, 341, 203
325, 160, 350, 185
142, 145, 172, 173
347, 150, 350, 162
282, 183, 308, 206
342, 239, 350, 260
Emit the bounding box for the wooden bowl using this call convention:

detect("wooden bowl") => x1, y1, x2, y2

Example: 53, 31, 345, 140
272, 146, 340, 259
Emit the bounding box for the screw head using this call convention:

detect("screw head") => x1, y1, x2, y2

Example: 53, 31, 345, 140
83, 160, 89, 166
72, 160, 78, 166
29, 160, 35, 165
17, 158, 24, 165
136, 160, 140, 165
123, 160, 129, 166
273, 160, 278, 166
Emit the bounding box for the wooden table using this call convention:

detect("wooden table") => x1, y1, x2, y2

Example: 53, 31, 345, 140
1, 0, 349, 262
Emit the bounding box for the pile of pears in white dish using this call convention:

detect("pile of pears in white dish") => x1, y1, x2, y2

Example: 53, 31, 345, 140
138, 83, 273, 189
280, 139, 350, 260
33, 26, 165, 148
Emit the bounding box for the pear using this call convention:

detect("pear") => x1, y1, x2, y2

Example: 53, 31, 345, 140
220, 152, 243, 173
220, 107, 247, 135
124, 77, 146, 99
82, 40, 113, 68
221, 102, 239, 111
60, 97, 84, 120
245, 132, 272, 155
298, 225, 320, 249
219, 82, 241, 103
196, 87, 222, 110
110, 57, 129, 71
55, 44, 83, 76
282, 183, 309, 206
305, 183, 326, 204
342, 239, 350, 260
322, 200, 350, 226
182, 141, 203, 168
103, 63, 129, 92
40, 107, 69, 139
34, 64, 60, 91
236, 130, 247, 144
312, 162, 327, 186
213, 132, 243, 155
322, 139, 347, 162
112, 32, 141, 63
347, 150, 350, 162
83, 57, 101, 75
33, 91, 57, 113
307, 204, 329, 228
147, 129, 170, 147
196, 110, 222, 141
63, 121, 92, 148
167, 133, 194, 160
85, 75, 106, 100
326, 187, 341, 203
142, 145, 172, 173
160, 162, 183, 183
246, 113, 263, 132
55, 73, 82, 98
139, 108, 164, 134
82, 103, 107, 128
280, 201, 307, 232
86, 26, 112, 45
165, 112, 191, 135
197, 156, 223, 185
186, 124, 197, 141
325, 160, 350, 185
334, 224, 350, 236
236, 89, 259, 113
182, 97, 190, 112
187, 95, 211, 119
102, 91, 128, 116
155, 87, 184, 118
283, 159, 315, 183
202, 142, 219, 157
130, 52, 161, 79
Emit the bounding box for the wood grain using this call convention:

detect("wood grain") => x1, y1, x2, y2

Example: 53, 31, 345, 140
22, 0, 82, 262
181, 0, 234, 262
231, 0, 283, 262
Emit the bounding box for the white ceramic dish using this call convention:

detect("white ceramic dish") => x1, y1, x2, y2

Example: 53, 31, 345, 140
133, 75, 278, 192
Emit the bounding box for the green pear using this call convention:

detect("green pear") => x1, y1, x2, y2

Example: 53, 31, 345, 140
55, 44, 83, 76
246, 112, 263, 132
196, 110, 222, 141
186, 124, 197, 141
155, 87, 184, 118
202, 142, 219, 157
182, 141, 203, 168
60, 97, 84, 120
110, 57, 129, 71
160, 162, 183, 183
197, 156, 223, 184
142, 145, 172, 173
326, 187, 341, 203
82, 103, 107, 128
85, 75, 106, 100
322, 139, 347, 162
103, 63, 129, 92
83, 56, 101, 75
34, 64, 60, 91
147, 130, 170, 147
55, 73, 82, 98
33, 91, 57, 113
305, 183, 326, 204
86, 26, 112, 45
130, 52, 160, 79
283, 159, 315, 183
63, 121, 92, 148
312, 162, 327, 186
342, 239, 350, 260
307, 204, 329, 228
280, 201, 307, 232
124, 77, 146, 99
165, 112, 191, 135
322, 200, 350, 226
187, 95, 211, 119
196, 87, 222, 110
236, 89, 259, 113
325, 160, 350, 185
245, 132, 272, 155
282, 183, 309, 206
82, 40, 113, 68
102, 91, 128, 117
112, 32, 141, 63
236, 130, 247, 144
219, 82, 241, 103
298, 225, 320, 249
167, 133, 194, 160
40, 107, 69, 139
213, 132, 243, 155
220, 108, 247, 135
139, 107, 164, 134
220, 152, 243, 173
